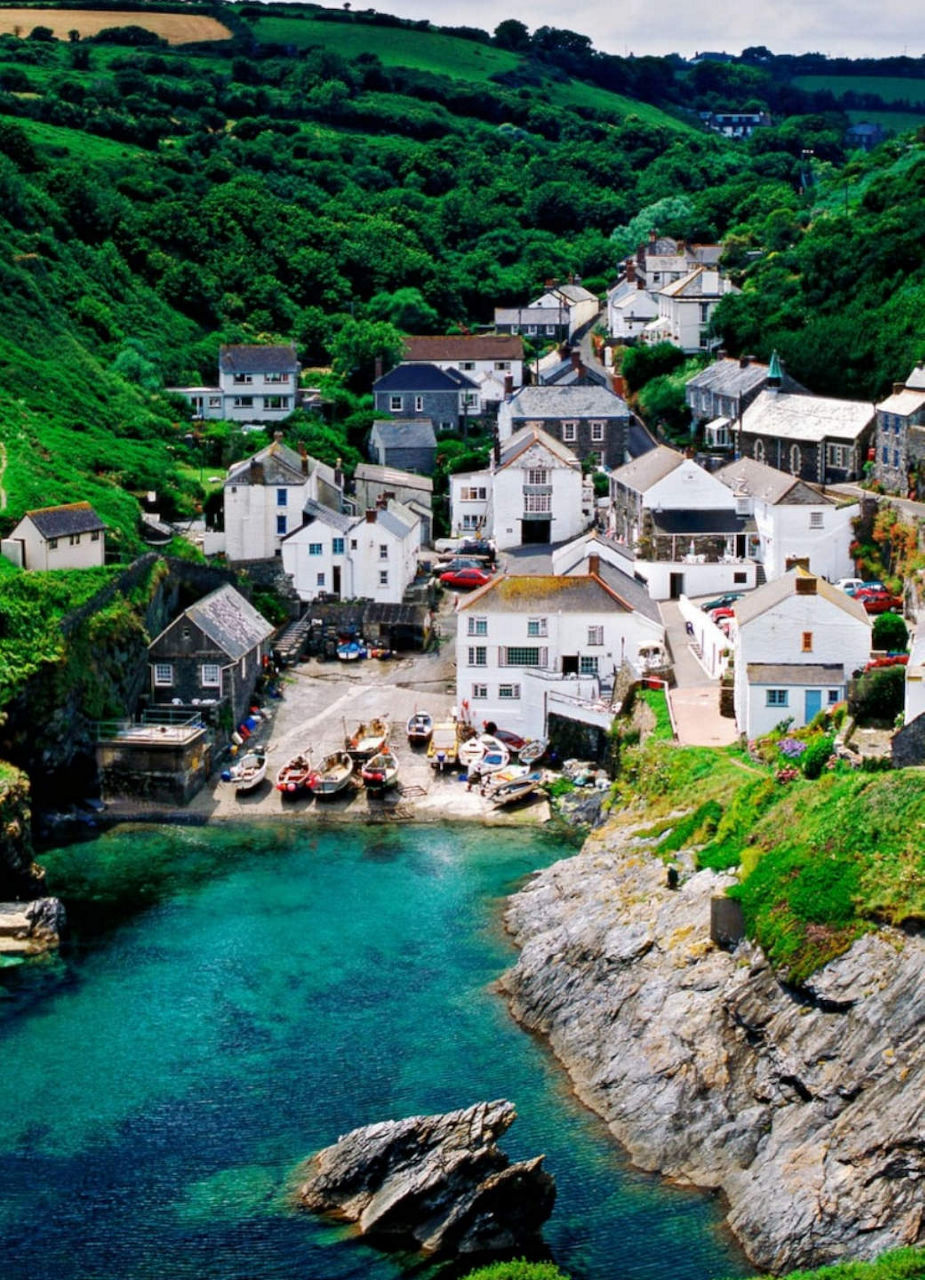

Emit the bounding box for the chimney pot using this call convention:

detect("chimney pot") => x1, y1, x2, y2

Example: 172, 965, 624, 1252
626, 260, 636, 283
274, 430, 283, 443
365, 509, 377, 523
894, 382, 905, 395
374, 356, 383, 381
739, 356, 749, 369
588, 553, 600, 577
571, 351, 582, 372
504, 375, 513, 398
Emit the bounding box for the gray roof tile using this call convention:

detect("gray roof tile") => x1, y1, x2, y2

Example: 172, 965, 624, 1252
186, 584, 274, 660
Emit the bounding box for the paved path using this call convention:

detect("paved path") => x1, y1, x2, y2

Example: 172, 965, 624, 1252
659, 600, 738, 748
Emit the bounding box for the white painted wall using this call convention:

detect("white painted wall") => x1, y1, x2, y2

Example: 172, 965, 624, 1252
4, 518, 105, 571
347, 508, 420, 604
449, 470, 491, 537
224, 479, 309, 562
490, 443, 589, 550
280, 519, 348, 602
753, 500, 858, 582
646, 460, 737, 512
635, 559, 757, 601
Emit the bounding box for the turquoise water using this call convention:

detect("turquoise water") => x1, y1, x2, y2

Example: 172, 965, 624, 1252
0, 823, 748, 1280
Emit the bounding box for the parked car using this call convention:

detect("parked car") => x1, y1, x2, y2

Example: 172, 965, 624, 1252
708, 606, 736, 623
834, 577, 865, 595
865, 654, 909, 671
855, 588, 902, 615
439, 567, 493, 590
701, 592, 743, 612
458, 538, 497, 565
435, 557, 491, 576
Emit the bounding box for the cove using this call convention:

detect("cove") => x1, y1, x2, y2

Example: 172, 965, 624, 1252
0, 822, 749, 1280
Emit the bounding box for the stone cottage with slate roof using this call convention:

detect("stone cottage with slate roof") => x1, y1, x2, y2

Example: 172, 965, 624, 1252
373, 362, 479, 429
874, 363, 925, 496
686, 353, 809, 450
496, 383, 654, 470
148, 584, 274, 727
402, 334, 524, 410
368, 418, 437, 474
2, 502, 106, 570
736, 386, 874, 486
169, 344, 300, 422
494, 282, 599, 343
222, 435, 343, 563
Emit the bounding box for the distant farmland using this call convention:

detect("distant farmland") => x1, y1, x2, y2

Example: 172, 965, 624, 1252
0, 9, 231, 43
794, 74, 925, 106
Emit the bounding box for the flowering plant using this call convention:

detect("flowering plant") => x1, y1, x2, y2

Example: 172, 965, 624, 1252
778, 737, 806, 759
776, 766, 800, 784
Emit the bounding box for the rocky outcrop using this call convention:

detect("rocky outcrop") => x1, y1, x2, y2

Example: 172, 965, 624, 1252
501, 828, 925, 1274
0, 763, 43, 898
0, 896, 66, 956
296, 1100, 555, 1256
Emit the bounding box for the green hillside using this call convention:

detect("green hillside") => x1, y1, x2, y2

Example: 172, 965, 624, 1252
793, 73, 925, 105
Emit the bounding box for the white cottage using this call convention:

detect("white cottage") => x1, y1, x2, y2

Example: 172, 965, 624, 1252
346, 501, 420, 604
492, 427, 592, 550
733, 568, 871, 737
1, 502, 106, 571
280, 500, 353, 601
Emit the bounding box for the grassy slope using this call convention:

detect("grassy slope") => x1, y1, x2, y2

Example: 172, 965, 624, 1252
793, 73, 925, 104
750, 1246, 925, 1280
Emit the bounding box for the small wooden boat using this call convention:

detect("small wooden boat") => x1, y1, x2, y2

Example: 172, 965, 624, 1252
478, 736, 510, 774
337, 639, 367, 661
428, 721, 458, 771
361, 750, 399, 792
345, 717, 390, 761
310, 751, 355, 799
225, 749, 267, 793
275, 750, 315, 797
406, 711, 433, 746
518, 738, 548, 767
488, 773, 544, 807
457, 735, 485, 770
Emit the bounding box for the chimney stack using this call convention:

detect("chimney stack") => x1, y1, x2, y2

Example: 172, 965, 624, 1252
894, 382, 905, 395
334, 456, 344, 490
274, 430, 283, 443
299, 442, 309, 475
740, 356, 749, 369
374, 356, 383, 381
648, 229, 657, 244
504, 374, 514, 399
676, 238, 685, 254
571, 351, 583, 373
612, 373, 626, 398
588, 553, 600, 577
626, 259, 636, 283
365, 509, 377, 523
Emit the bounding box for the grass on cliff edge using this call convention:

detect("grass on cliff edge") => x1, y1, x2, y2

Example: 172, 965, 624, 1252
611, 739, 925, 984
747, 1245, 925, 1280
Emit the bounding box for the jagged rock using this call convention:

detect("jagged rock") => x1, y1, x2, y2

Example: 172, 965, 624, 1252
0, 895, 65, 955
500, 827, 925, 1273
296, 1099, 555, 1255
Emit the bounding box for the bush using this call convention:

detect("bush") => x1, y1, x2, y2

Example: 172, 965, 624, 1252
801, 735, 834, 779
462, 1263, 571, 1280
872, 611, 909, 652
849, 666, 905, 725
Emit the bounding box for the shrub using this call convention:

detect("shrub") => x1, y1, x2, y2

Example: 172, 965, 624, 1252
462, 1263, 571, 1280
849, 666, 905, 725
872, 611, 909, 652
801, 735, 834, 779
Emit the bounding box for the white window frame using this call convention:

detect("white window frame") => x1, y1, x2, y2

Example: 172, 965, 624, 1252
498, 683, 521, 699
154, 663, 173, 687
415, 395, 424, 412
389, 395, 402, 412
562, 421, 577, 443
580, 655, 599, 675
809, 511, 824, 529
201, 663, 221, 688
471, 683, 488, 699
379, 543, 389, 560
468, 646, 487, 667
766, 689, 789, 707
590, 421, 605, 443
526, 618, 547, 637
587, 625, 604, 646
526, 468, 549, 486
467, 617, 488, 636
378, 570, 389, 586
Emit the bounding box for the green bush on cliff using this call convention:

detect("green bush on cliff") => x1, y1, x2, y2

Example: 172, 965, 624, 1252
749, 1245, 925, 1280
462, 1262, 571, 1280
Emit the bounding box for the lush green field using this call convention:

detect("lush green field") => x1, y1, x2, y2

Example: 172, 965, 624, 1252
794, 73, 925, 104
3, 112, 146, 160
846, 108, 925, 131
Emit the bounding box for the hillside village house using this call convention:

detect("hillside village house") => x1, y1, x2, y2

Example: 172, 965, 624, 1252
686, 352, 809, 449
279, 499, 354, 602
643, 266, 738, 352
402, 335, 524, 411
215, 436, 344, 563
169, 344, 300, 423
454, 566, 664, 739
608, 445, 757, 600
736, 388, 875, 485
148, 583, 274, 728
873, 363, 925, 496
2, 502, 106, 570
715, 456, 858, 583
280, 498, 420, 605
368, 418, 437, 474
537, 347, 610, 389
372, 362, 479, 429
351, 463, 433, 544
632, 233, 724, 289
733, 568, 871, 738
449, 426, 592, 549
496, 384, 654, 471
494, 281, 600, 343
606, 263, 659, 343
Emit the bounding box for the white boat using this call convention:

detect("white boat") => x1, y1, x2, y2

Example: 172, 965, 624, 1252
457, 735, 485, 769
488, 773, 544, 807
478, 736, 510, 773
428, 721, 458, 770
345, 717, 390, 761
310, 751, 355, 799
406, 711, 433, 746
518, 738, 548, 767
361, 750, 399, 792
226, 749, 267, 792
275, 750, 314, 796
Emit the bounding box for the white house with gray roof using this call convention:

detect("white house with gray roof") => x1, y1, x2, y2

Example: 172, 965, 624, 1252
2, 502, 106, 570
497, 383, 651, 471
686, 353, 809, 449
733, 568, 871, 737
280, 500, 354, 603
352, 464, 433, 544
454, 568, 662, 739
347, 500, 421, 604
644, 266, 738, 352
716, 456, 858, 583
736, 389, 874, 485
169, 344, 300, 422
494, 282, 599, 343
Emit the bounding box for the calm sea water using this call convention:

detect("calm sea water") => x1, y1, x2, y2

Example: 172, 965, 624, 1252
0, 822, 748, 1280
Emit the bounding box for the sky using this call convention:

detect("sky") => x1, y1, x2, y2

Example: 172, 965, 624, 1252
375, 0, 924, 60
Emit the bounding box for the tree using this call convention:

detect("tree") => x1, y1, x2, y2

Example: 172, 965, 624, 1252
493, 20, 530, 52
871, 612, 908, 652
329, 318, 404, 388
366, 287, 439, 333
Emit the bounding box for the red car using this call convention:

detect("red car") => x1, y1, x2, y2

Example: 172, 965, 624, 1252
440, 566, 493, 590
855, 588, 902, 615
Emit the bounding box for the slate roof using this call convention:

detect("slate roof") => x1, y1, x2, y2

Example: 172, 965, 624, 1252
354, 463, 434, 494
877, 388, 925, 415
298, 498, 354, 533
498, 426, 580, 471
538, 357, 610, 388
715, 457, 835, 505
373, 501, 419, 539
25, 502, 105, 538
403, 335, 523, 362
550, 284, 598, 304
650, 509, 744, 535
628, 421, 659, 457
740, 392, 875, 443
609, 444, 684, 493
660, 267, 735, 299
457, 572, 636, 613
747, 662, 845, 685
686, 357, 773, 399
225, 440, 306, 487
373, 363, 476, 392
567, 557, 662, 624
220, 344, 298, 375
905, 363, 925, 390
507, 384, 629, 418
184, 585, 274, 660
494, 307, 569, 326
734, 567, 871, 627
371, 419, 437, 450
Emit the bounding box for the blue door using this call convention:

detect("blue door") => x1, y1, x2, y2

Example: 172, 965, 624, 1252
804, 689, 822, 721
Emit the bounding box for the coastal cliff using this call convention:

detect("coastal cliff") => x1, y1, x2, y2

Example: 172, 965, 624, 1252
500, 822, 924, 1274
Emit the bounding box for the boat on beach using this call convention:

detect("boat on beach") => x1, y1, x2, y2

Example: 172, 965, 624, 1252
487, 772, 545, 807
275, 750, 315, 797
224, 749, 267, 793
457, 734, 485, 770
337, 639, 367, 662
518, 738, 548, 766
406, 711, 433, 746
309, 751, 356, 798
361, 750, 399, 792
427, 720, 458, 770
345, 717, 390, 761
477, 735, 510, 774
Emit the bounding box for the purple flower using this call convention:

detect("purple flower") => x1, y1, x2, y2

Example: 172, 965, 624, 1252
778, 737, 806, 759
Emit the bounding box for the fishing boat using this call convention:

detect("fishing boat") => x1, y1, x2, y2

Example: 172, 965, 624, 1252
406, 711, 433, 746
427, 721, 458, 771
275, 750, 315, 797
224, 749, 267, 793
345, 717, 390, 761
309, 751, 356, 799
337, 639, 367, 662
457, 735, 485, 770
488, 772, 544, 808
518, 738, 548, 767
478, 735, 510, 774
361, 750, 399, 792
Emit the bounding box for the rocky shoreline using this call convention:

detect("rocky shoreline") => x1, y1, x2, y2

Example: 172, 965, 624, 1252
499, 819, 924, 1274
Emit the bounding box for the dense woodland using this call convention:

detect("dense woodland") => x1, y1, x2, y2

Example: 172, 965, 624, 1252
0, 2, 922, 555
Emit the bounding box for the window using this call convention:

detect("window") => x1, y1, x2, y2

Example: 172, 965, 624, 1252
526, 468, 548, 486
590, 421, 605, 443
468, 646, 487, 666
499, 683, 521, 699
827, 443, 850, 469
468, 617, 488, 636
460, 361, 476, 371
460, 486, 486, 501
316, 572, 325, 587
308, 543, 322, 556
378, 570, 389, 586
524, 493, 551, 513
503, 646, 541, 667
276, 515, 287, 535
461, 513, 480, 530
462, 392, 478, 408
545, 325, 555, 335
154, 663, 173, 686
208, 395, 221, 408
415, 395, 424, 412
332, 538, 345, 556
264, 372, 289, 384
91, 530, 100, 542
580, 655, 599, 675
562, 421, 577, 443
201, 663, 220, 688
48, 537, 58, 550
766, 689, 789, 707
789, 444, 801, 474
69, 534, 80, 546
277, 488, 288, 506
472, 683, 488, 699
526, 618, 547, 637
881, 446, 889, 464
809, 511, 824, 529
265, 396, 287, 411
587, 625, 604, 646
893, 449, 900, 468
734, 571, 747, 584
350, 538, 358, 551
802, 632, 813, 652
233, 373, 253, 384
526, 325, 537, 335
494, 361, 511, 371
827, 689, 840, 704
233, 395, 254, 408
379, 544, 389, 560
754, 440, 765, 463
389, 395, 402, 412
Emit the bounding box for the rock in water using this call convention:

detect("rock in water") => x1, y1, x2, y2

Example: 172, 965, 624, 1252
296, 1099, 555, 1255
